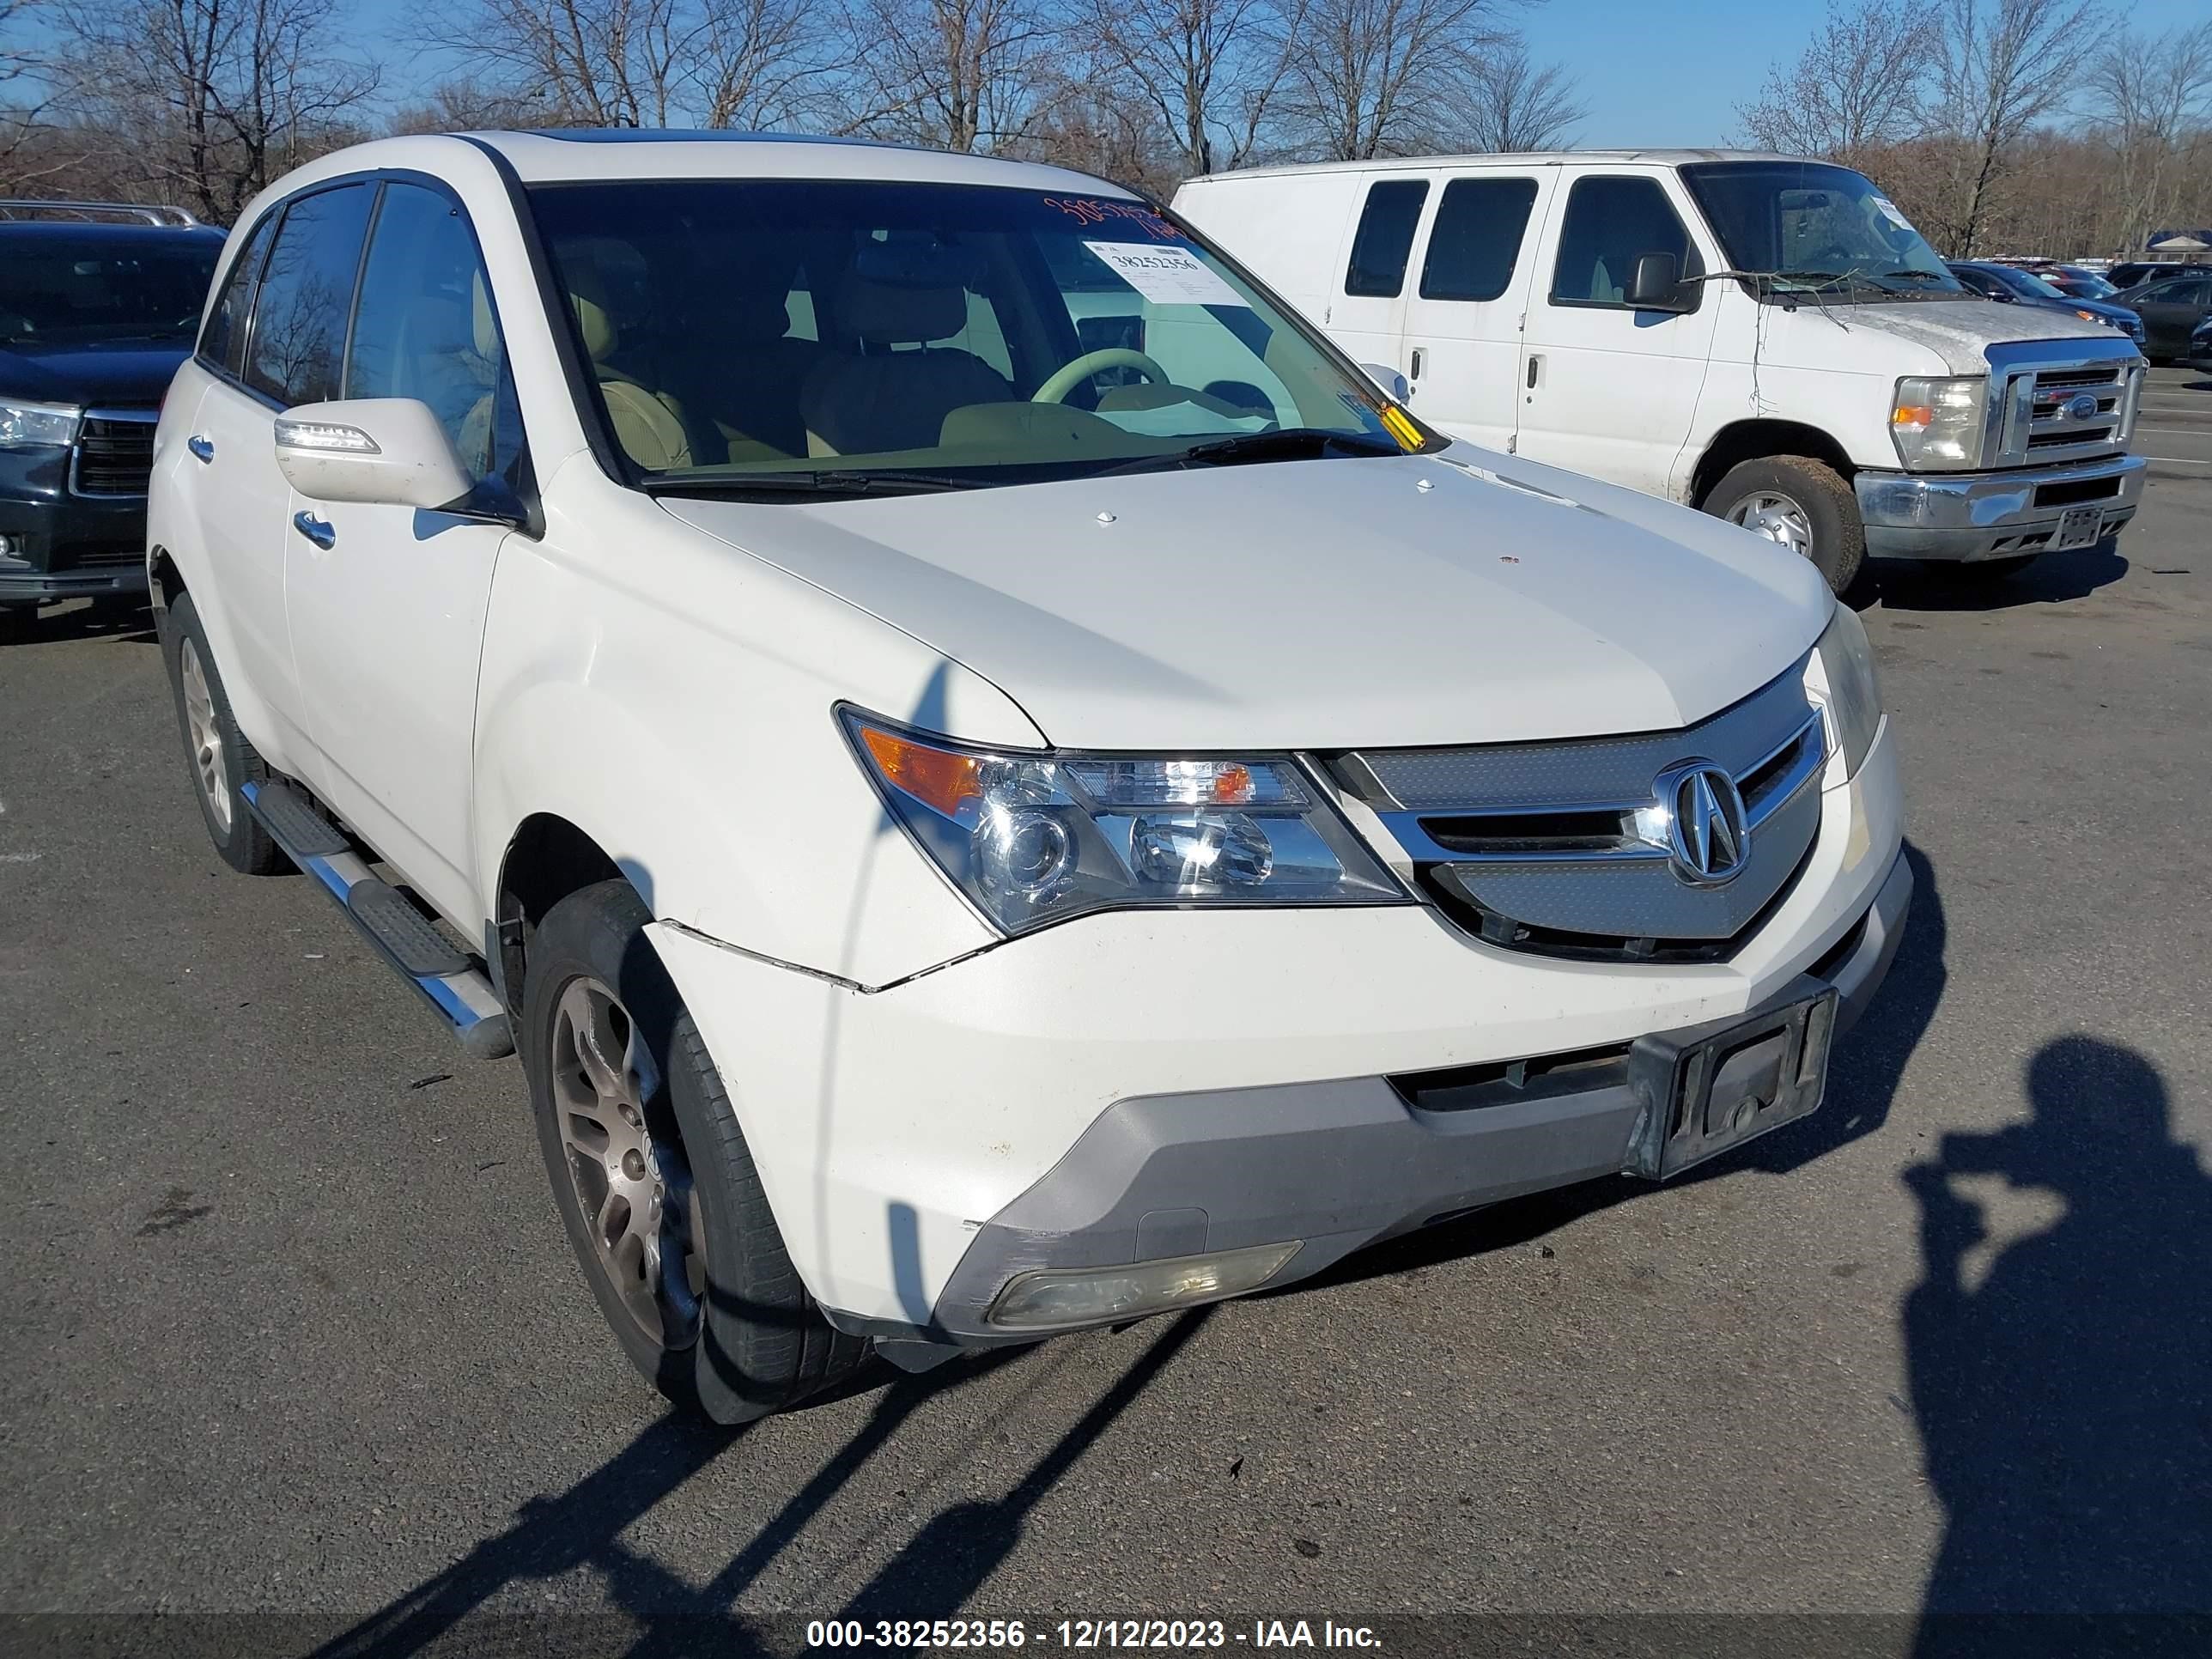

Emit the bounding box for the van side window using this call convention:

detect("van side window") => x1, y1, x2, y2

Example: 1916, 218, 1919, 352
1345, 179, 1429, 298
1549, 176, 1703, 310
344, 181, 522, 486
245, 183, 375, 406
1420, 178, 1539, 301
198, 212, 280, 378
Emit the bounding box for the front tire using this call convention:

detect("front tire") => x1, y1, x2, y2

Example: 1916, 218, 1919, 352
1705, 455, 1865, 594
159, 591, 285, 875
523, 881, 867, 1423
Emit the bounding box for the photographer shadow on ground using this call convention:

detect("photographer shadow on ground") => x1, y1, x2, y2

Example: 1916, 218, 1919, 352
1906, 1036, 2212, 1653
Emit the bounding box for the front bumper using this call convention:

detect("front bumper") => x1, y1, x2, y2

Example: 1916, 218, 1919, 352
0, 449, 150, 605
649, 721, 1907, 1346
1853, 453, 2146, 562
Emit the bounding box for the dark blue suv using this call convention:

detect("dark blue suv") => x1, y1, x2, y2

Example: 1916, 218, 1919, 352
1945, 260, 2146, 346
1, 204, 223, 622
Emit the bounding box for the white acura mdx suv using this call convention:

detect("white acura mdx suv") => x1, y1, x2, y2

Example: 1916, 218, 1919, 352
148, 131, 1908, 1421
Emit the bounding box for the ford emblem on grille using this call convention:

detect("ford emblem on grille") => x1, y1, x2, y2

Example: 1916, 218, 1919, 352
2064, 392, 2099, 422
1653, 761, 1750, 885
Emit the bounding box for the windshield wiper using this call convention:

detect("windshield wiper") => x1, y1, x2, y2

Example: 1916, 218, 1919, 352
1088, 427, 1403, 478
1880, 269, 1950, 283
642, 469, 976, 499
1765, 269, 1871, 293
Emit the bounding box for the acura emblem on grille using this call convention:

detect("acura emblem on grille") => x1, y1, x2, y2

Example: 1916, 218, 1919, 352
1652, 761, 1750, 885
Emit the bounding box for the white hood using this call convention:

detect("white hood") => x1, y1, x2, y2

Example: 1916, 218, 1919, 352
1822, 299, 2124, 375
660, 447, 1832, 752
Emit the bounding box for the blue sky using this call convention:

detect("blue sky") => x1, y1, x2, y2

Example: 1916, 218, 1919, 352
188, 0, 2212, 148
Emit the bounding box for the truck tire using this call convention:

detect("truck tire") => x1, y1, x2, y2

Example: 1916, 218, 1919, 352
160, 590, 286, 875
522, 880, 868, 1423
1705, 455, 1865, 594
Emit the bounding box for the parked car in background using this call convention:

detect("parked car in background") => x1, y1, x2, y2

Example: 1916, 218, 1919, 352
1946, 260, 2144, 343
149, 131, 1908, 1422
2021, 264, 2120, 301
2113, 270, 2212, 364
1176, 153, 2147, 589
1, 203, 222, 622
2106, 261, 2191, 290
2191, 316, 2212, 371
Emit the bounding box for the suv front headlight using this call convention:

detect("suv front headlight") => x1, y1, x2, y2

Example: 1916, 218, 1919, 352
842, 709, 1404, 935
1806, 602, 1883, 780
1889, 375, 1985, 471
0, 398, 82, 450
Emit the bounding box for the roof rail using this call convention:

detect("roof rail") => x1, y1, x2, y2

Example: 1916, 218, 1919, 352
0, 199, 203, 227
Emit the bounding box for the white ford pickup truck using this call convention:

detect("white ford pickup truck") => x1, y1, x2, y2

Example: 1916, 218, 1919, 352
149, 132, 1907, 1422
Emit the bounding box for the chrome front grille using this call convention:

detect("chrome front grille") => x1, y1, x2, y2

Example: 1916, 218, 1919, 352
69, 408, 158, 498
1340, 664, 1828, 963
1987, 342, 2142, 468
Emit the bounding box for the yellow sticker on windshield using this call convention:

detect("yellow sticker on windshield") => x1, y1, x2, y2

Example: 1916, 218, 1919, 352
1379, 404, 1423, 452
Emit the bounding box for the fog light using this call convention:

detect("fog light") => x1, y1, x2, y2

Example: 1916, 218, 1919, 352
985, 1241, 1302, 1331
0, 532, 20, 559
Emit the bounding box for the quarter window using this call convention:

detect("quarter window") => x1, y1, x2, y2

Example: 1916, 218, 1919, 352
344, 181, 521, 485
198, 212, 279, 376
1345, 179, 1430, 298
244, 183, 374, 406
1419, 178, 1538, 302
1549, 176, 1703, 309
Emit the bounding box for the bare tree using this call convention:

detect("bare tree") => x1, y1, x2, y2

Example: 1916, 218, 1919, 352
1080, 0, 1298, 177
48, 0, 380, 221
692, 0, 821, 127
1734, 0, 1931, 167
1273, 0, 1501, 160
1463, 40, 1583, 152
388, 76, 561, 135
836, 0, 1060, 152
1, 0, 46, 179
2087, 22, 2212, 257
1921, 0, 2093, 255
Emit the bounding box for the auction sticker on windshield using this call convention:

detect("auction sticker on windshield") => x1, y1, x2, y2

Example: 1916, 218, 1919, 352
1084, 241, 1248, 307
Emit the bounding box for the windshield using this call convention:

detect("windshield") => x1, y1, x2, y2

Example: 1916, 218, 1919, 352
524, 179, 1422, 493
0, 239, 219, 345
2050, 268, 2117, 299
1984, 264, 2066, 301
1679, 161, 1966, 300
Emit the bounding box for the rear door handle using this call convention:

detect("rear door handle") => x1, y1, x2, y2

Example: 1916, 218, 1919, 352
291, 510, 335, 550
1526, 353, 1543, 390
1408, 347, 1425, 381
186, 434, 215, 463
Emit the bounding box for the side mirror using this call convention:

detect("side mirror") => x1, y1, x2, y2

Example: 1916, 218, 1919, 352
1626, 252, 1689, 312
1360, 362, 1412, 403
274, 398, 472, 509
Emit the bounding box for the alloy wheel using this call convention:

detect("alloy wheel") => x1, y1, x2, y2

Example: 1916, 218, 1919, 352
179, 637, 230, 833
550, 977, 705, 1347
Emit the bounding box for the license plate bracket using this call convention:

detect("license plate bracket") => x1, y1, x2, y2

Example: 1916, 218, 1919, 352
1622, 984, 1838, 1181
2053, 505, 2102, 551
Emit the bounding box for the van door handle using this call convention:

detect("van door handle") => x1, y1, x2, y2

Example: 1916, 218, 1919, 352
186, 434, 215, 463
291, 511, 336, 550
1409, 347, 1425, 381
1526, 354, 1543, 390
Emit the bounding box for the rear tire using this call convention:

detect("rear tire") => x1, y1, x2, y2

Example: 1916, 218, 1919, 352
523, 880, 868, 1424
1705, 455, 1865, 594
159, 590, 285, 875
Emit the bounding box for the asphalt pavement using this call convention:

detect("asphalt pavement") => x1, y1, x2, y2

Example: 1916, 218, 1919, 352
3, 380, 2209, 1656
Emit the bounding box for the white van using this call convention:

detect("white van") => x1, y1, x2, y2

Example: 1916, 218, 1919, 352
1174, 151, 2148, 590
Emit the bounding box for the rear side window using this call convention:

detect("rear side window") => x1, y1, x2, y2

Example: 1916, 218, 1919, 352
1345, 179, 1429, 298
244, 183, 374, 406
1420, 178, 1538, 301
198, 213, 279, 376
1549, 176, 1702, 309
344, 181, 522, 485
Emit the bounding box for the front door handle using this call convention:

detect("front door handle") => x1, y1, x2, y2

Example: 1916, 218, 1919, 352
1526, 353, 1543, 390
186, 434, 215, 463
291, 510, 336, 550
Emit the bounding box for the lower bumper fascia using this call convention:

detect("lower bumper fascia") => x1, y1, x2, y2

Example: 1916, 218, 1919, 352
1854, 454, 2146, 561
825, 846, 1916, 1368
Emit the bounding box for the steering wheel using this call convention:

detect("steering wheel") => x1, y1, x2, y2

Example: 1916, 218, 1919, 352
1032, 348, 1171, 405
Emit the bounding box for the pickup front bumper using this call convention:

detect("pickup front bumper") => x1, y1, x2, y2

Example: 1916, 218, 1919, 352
1854, 453, 2146, 562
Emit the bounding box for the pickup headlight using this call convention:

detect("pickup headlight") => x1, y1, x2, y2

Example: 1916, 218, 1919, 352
0, 398, 81, 450
842, 710, 1403, 935
1889, 375, 1985, 471
1806, 603, 1883, 780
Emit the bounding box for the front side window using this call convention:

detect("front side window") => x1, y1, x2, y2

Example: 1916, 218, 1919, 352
344, 181, 522, 485
1549, 175, 1704, 308
1680, 161, 1966, 301
1344, 179, 1429, 298
0, 234, 219, 349
245, 183, 374, 407
1420, 177, 1538, 301
524, 179, 1425, 494
199, 214, 279, 374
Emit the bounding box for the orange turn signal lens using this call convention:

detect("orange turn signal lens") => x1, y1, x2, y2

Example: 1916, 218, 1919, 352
859, 725, 982, 816
1892, 404, 1936, 430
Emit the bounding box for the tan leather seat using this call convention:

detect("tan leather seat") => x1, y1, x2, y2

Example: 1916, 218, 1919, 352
800, 273, 1012, 456
564, 264, 695, 471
